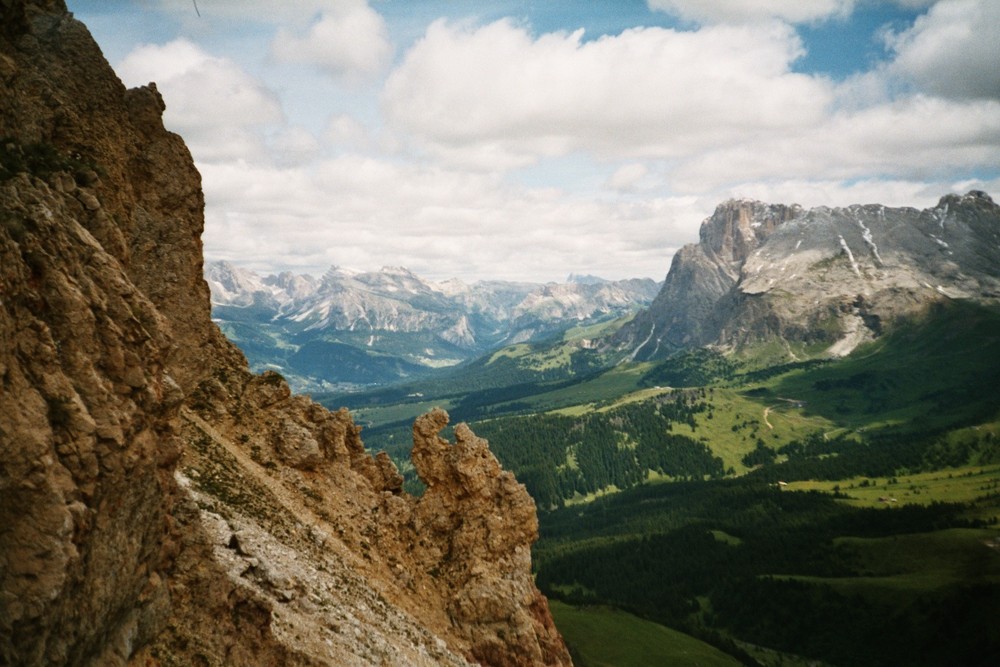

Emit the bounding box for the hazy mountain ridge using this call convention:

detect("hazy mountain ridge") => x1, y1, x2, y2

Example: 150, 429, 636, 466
206, 261, 660, 390
616, 191, 1000, 361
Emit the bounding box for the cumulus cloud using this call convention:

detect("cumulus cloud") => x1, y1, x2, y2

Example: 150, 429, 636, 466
670, 95, 1000, 190
271, 1, 392, 82
723, 177, 981, 211
647, 0, 854, 24
884, 0, 1000, 100
200, 149, 994, 283
377, 10, 998, 201
325, 114, 372, 150
113, 0, 997, 284
268, 126, 321, 166
383, 19, 831, 167
117, 39, 282, 161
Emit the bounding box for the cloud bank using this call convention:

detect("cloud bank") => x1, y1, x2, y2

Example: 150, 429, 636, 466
107, 0, 998, 282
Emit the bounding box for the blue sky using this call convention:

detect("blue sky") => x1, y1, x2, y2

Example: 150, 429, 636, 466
68, 1, 1000, 282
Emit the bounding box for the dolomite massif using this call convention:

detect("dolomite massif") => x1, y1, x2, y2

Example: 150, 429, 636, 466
615, 192, 1000, 361
0, 2, 571, 665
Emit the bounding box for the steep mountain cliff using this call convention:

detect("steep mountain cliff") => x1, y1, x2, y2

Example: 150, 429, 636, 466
617, 194, 1000, 361
206, 261, 658, 390
0, 2, 570, 665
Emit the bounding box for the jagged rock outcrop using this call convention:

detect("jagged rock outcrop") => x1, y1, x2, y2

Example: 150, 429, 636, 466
616, 193, 1000, 361
408, 410, 567, 667
0, 2, 571, 665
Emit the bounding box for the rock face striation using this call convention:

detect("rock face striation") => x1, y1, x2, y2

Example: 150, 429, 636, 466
0, 2, 570, 665
616, 194, 1000, 361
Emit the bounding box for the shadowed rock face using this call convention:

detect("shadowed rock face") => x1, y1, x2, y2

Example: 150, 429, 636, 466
616, 193, 1000, 361
0, 1, 571, 665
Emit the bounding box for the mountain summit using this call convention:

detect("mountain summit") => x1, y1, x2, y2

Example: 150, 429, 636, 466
616, 192, 1000, 361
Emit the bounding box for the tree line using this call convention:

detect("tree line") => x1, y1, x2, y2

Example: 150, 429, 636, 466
472, 393, 723, 508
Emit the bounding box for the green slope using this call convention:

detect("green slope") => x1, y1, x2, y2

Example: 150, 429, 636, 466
768, 300, 1000, 432
549, 601, 740, 667
311, 300, 1000, 666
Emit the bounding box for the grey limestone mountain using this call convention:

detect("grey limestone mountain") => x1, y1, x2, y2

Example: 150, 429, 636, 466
206, 261, 659, 390
0, 2, 571, 665
615, 192, 1000, 361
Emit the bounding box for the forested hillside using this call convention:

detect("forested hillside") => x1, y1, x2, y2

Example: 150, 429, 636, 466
474, 393, 724, 508
319, 300, 1000, 665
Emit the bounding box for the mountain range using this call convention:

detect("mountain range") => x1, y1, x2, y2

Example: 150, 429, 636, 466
206, 262, 660, 390
227, 191, 1000, 397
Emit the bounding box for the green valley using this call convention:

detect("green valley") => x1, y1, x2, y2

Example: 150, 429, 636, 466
316, 300, 1000, 666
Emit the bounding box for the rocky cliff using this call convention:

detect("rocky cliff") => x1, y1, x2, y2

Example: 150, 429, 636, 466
616, 193, 1000, 361
0, 2, 570, 665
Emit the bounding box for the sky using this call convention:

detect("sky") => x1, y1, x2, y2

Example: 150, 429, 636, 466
67, 0, 1000, 283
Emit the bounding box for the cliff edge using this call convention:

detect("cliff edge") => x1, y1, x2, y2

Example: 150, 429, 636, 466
0, 2, 570, 665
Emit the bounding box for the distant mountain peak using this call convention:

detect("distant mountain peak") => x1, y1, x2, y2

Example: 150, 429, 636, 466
699, 199, 803, 264
616, 191, 1000, 362
567, 273, 609, 285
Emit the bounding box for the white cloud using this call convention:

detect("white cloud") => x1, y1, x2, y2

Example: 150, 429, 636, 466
722, 178, 974, 211
268, 126, 321, 166
885, 0, 1000, 100
117, 39, 282, 161
670, 95, 1000, 190
203, 151, 998, 283
198, 156, 703, 282
383, 19, 831, 167
607, 163, 651, 192
271, 1, 392, 82
647, 0, 854, 24
325, 114, 372, 150
106, 1, 997, 285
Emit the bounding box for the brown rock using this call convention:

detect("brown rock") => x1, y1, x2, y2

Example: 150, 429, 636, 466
409, 410, 572, 667
0, 2, 572, 665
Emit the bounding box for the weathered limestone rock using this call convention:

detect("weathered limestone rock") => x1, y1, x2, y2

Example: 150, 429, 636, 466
0, 1, 570, 665
616, 194, 1000, 361
408, 410, 571, 667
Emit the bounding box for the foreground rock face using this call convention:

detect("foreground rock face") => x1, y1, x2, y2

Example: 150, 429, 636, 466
409, 411, 568, 666
0, 2, 570, 665
617, 194, 1000, 361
